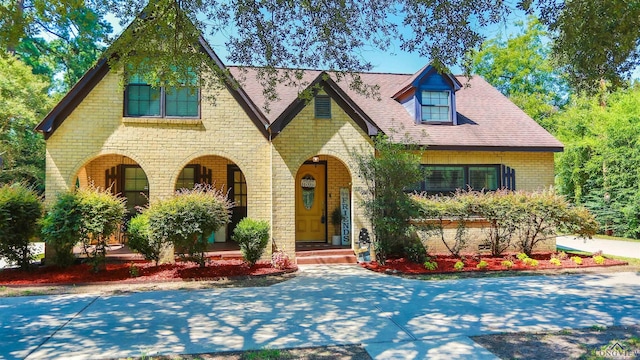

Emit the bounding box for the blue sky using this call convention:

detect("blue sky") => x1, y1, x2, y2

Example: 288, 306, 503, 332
106, 8, 527, 75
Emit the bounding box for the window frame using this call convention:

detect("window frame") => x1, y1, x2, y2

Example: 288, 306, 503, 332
121, 164, 150, 213
419, 90, 452, 124
124, 73, 201, 119
411, 164, 504, 194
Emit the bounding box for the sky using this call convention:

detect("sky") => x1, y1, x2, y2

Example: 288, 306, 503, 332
106, 7, 528, 75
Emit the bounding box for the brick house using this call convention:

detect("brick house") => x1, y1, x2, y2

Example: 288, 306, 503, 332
36, 35, 563, 259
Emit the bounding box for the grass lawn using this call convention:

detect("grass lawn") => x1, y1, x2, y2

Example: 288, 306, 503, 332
590, 234, 640, 242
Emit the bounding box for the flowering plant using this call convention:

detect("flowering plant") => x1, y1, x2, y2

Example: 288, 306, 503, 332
271, 250, 291, 269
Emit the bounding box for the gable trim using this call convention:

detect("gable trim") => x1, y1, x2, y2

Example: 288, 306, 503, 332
269, 72, 381, 138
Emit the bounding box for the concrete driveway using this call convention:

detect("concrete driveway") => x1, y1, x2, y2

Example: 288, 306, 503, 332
557, 236, 640, 259
1, 265, 639, 360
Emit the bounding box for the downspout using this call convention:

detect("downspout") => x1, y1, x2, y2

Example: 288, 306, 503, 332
268, 127, 274, 252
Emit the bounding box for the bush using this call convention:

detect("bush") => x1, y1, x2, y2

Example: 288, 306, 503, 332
476, 260, 489, 269
501, 260, 514, 269
571, 256, 583, 265
233, 218, 270, 266
127, 213, 171, 266
550, 258, 562, 266
593, 255, 605, 265
414, 194, 470, 257
271, 250, 291, 270
147, 185, 231, 267
0, 183, 42, 269
516, 252, 529, 261
423, 259, 438, 271
404, 236, 428, 264
454, 260, 465, 271
41, 187, 126, 270
41, 191, 82, 267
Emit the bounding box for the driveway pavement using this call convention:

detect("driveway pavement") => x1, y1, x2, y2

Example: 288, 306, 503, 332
1, 265, 639, 360
557, 236, 640, 259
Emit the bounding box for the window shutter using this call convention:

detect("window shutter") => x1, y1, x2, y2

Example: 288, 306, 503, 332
315, 96, 331, 118
199, 166, 212, 184
501, 165, 516, 190
105, 166, 119, 194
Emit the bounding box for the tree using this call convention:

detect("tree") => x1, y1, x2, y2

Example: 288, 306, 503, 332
555, 85, 640, 239
0, 1, 112, 92
3, 0, 635, 97
471, 18, 570, 131
0, 55, 52, 192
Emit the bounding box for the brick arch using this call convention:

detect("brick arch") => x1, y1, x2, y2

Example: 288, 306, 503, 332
69, 151, 149, 190
173, 150, 250, 190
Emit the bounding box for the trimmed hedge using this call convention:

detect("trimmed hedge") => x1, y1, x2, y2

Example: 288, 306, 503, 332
233, 218, 270, 266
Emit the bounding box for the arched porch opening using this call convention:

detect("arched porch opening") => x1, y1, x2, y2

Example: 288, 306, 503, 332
294, 154, 352, 247
175, 155, 247, 243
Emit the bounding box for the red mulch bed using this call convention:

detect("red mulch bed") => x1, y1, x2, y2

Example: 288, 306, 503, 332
361, 252, 628, 275
0, 259, 298, 286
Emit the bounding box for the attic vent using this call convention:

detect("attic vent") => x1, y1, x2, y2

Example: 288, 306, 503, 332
315, 95, 331, 119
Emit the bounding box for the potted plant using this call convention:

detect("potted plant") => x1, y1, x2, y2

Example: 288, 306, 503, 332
330, 207, 343, 245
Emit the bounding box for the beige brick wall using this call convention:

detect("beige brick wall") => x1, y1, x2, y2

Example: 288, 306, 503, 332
45, 70, 272, 256
272, 94, 374, 255
419, 150, 556, 191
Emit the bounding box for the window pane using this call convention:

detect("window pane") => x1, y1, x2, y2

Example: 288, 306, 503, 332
424, 166, 465, 192
166, 87, 198, 117
469, 166, 499, 190
126, 84, 160, 116
421, 91, 450, 122
176, 167, 196, 190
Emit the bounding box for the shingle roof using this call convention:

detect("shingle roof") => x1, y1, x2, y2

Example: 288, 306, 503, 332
229, 67, 563, 151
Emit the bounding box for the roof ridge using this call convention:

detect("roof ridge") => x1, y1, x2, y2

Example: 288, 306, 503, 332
227, 65, 413, 76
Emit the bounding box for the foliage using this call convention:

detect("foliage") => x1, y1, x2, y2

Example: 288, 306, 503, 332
352, 133, 423, 264
522, 257, 539, 267
423, 259, 438, 271
232, 218, 270, 266
271, 250, 290, 270
40, 191, 81, 267
413, 193, 471, 257
471, 18, 570, 131
592, 255, 605, 265
571, 256, 583, 265
146, 185, 231, 267
330, 207, 342, 236
549, 258, 562, 266
516, 252, 529, 261
0, 55, 52, 193
501, 260, 513, 269
454, 261, 465, 271
476, 260, 488, 269
414, 190, 598, 256
555, 86, 640, 238
41, 187, 126, 270
0, 183, 42, 269
556, 251, 568, 260
127, 213, 170, 266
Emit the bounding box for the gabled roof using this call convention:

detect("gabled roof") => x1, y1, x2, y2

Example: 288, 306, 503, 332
392, 64, 463, 100
35, 36, 271, 139
231, 68, 563, 152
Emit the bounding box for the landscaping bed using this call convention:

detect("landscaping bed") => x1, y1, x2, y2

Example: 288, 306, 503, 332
360, 252, 628, 275
0, 259, 298, 286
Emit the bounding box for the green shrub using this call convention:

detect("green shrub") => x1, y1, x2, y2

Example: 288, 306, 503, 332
41, 191, 82, 267
501, 260, 514, 269
516, 252, 529, 261
571, 256, 583, 265
557, 251, 568, 260
454, 260, 465, 271
127, 213, 171, 266
147, 185, 231, 267
41, 187, 126, 270
476, 260, 489, 269
0, 183, 42, 269
550, 258, 562, 266
423, 260, 438, 271
404, 236, 428, 264
593, 255, 605, 265
233, 218, 270, 266
414, 194, 471, 257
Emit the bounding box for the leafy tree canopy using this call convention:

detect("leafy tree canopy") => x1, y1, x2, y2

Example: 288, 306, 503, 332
0, 55, 53, 192
554, 85, 640, 238
2, 0, 637, 95
471, 18, 570, 131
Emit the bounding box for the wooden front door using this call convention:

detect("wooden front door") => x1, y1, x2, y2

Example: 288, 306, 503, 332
295, 163, 327, 242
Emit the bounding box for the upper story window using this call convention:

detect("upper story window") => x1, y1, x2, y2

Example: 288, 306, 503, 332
315, 95, 331, 118
124, 70, 199, 118
421, 91, 450, 123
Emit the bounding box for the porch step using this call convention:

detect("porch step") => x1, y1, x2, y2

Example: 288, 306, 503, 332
207, 250, 244, 260
295, 248, 358, 265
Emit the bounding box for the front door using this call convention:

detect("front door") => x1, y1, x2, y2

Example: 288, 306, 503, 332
295, 163, 327, 242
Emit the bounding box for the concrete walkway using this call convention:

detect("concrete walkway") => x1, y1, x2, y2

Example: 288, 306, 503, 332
557, 236, 640, 259
1, 265, 639, 360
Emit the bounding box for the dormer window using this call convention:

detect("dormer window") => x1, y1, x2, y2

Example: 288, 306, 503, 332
421, 91, 450, 123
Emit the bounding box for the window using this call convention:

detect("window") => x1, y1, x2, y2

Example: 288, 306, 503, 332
315, 95, 331, 118
123, 166, 149, 213
124, 71, 199, 118
412, 165, 511, 193
175, 165, 196, 190
421, 91, 450, 123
